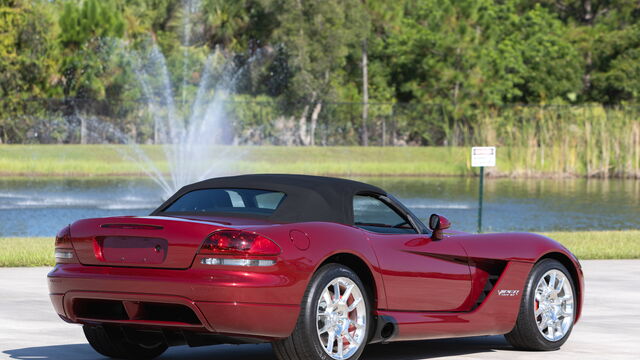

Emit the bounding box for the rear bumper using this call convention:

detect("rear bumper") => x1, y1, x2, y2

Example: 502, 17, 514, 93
48, 264, 303, 339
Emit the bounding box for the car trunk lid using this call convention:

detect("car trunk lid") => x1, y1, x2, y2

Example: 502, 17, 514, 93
70, 216, 231, 269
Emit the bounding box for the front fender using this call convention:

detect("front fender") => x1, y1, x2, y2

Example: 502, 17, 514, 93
452, 232, 576, 263
453, 232, 584, 322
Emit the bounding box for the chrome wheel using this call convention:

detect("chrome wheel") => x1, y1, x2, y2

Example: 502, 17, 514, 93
534, 269, 575, 341
316, 277, 367, 360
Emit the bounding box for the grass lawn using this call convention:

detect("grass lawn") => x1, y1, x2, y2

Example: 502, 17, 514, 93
1, 231, 638, 267
0, 144, 520, 178
0, 237, 53, 267
542, 231, 640, 260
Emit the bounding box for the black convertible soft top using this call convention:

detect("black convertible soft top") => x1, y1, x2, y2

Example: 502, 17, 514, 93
152, 174, 387, 224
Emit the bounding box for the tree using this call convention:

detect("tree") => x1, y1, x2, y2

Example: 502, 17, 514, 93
589, 24, 640, 103
383, 0, 492, 143
58, 0, 125, 98
266, 0, 366, 145
0, 0, 59, 143
484, 4, 583, 103
124, 0, 180, 36
57, 0, 127, 143
524, 0, 640, 102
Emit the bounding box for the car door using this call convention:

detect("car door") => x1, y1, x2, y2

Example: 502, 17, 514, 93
353, 194, 472, 312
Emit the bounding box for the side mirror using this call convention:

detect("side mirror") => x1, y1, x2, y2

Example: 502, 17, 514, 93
429, 214, 451, 240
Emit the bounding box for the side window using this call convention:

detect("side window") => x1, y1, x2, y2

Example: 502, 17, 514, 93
353, 195, 417, 234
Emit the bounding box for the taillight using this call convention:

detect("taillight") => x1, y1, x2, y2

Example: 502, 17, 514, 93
199, 230, 281, 256
55, 225, 77, 264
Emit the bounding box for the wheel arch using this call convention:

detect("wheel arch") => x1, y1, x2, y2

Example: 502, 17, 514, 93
537, 251, 584, 323
317, 252, 381, 310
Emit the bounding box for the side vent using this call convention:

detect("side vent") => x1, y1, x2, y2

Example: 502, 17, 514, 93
474, 273, 500, 308
471, 259, 507, 310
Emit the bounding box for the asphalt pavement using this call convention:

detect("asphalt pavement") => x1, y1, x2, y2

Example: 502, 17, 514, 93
1, 260, 638, 360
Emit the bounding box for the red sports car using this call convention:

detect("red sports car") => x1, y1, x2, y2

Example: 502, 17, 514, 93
48, 174, 583, 360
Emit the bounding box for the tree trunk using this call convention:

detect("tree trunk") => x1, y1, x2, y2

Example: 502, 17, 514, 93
362, 38, 369, 146
80, 117, 87, 144
310, 102, 322, 146
130, 124, 137, 144
298, 103, 311, 146
382, 116, 386, 146
584, 0, 593, 23
583, 0, 593, 92
453, 47, 461, 109
391, 105, 397, 146
583, 50, 592, 92
154, 118, 159, 144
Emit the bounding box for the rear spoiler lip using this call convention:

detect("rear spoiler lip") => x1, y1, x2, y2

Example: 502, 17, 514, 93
100, 223, 164, 230
133, 216, 231, 227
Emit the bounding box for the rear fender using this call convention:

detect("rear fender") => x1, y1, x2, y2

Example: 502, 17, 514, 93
250, 222, 387, 309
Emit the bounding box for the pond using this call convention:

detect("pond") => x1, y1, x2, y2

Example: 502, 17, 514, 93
1, 177, 639, 237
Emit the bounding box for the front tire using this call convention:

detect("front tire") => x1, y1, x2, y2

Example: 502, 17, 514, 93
505, 258, 577, 351
83, 325, 167, 359
273, 264, 371, 360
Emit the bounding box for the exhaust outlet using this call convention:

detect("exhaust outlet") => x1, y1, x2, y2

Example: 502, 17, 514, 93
369, 315, 397, 344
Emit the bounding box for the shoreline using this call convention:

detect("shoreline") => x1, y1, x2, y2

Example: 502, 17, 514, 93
1, 171, 638, 181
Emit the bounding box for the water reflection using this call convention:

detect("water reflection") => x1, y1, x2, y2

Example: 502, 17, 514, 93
0, 177, 638, 237
364, 177, 640, 233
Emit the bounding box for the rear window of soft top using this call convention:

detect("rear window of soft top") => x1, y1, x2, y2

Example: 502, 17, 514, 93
162, 188, 286, 215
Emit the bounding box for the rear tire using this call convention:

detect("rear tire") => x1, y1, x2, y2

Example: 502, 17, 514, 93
272, 264, 371, 360
505, 259, 577, 351
83, 325, 168, 359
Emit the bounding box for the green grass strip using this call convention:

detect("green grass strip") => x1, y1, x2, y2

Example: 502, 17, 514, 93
0, 144, 479, 177
0, 237, 54, 267
542, 231, 640, 260
1, 144, 639, 178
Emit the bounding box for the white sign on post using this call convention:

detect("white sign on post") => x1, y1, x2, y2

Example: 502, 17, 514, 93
471, 147, 496, 167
